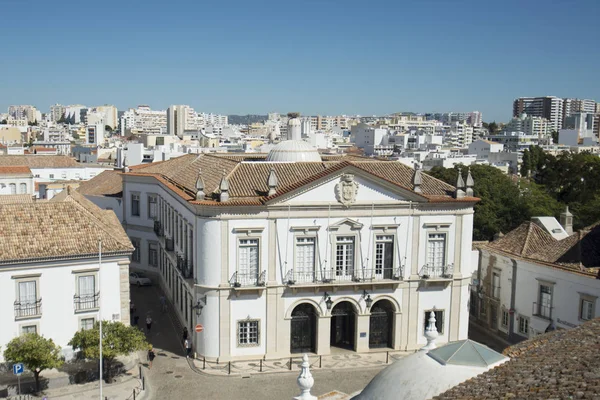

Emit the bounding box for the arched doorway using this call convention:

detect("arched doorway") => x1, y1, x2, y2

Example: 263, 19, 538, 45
290, 303, 317, 353
369, 300, 394, 349
330, 301, 356, 350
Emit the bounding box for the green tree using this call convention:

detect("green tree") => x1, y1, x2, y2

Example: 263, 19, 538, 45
1, 119, 7, 124
105, 125, 113, 132
551, 130, 559, 144
69, 321, 147, 383
3, 333, 64, 393
72, 132, 80, 140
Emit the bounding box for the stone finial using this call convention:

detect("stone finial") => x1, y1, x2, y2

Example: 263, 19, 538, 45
413, 163, 423, 193
122, 156, 129, 173
195, 169, 205, 200
466, 167, 474, 197
294, 354, 317, 400
267, 167, 278, 196
455, 167, 465, 199
560, 205, 573, 235
219, 171, 229, 202
421, 310, 439, 351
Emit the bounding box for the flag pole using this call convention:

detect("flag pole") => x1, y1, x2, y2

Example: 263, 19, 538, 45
98, 238, 103, 400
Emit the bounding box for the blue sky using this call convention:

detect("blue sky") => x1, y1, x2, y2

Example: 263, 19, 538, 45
1, 0, 599, 122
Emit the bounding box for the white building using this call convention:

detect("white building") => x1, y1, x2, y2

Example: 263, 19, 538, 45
513, 96, 564, 132
471, 209, 600, 344
0, 189, 133, 361
8, 105, 39, 123
351, 123, 393, 156
468, 139, 504, 159
0, 166, 34, 195
488, 131, 539, 152
88, 105, 118, 129
444, 122, 474, 148
86, 124, 105, 146
168, 105, 204, 137
50, 104, 66, 123
120, 105, 167, 135
502, 113, 550, 139
83, 116, 479, 362
64, 105, 88, 125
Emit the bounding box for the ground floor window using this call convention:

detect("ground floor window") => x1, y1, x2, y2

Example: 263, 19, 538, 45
21, 325, 37, 334
518, 315, 529, 336
81, 317, 95, 330
238, 319, 259, 346
501, 310, 509, 327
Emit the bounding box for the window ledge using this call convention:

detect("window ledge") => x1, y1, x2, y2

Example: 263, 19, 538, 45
15, 314, 41, 321
75, 308, 99, 314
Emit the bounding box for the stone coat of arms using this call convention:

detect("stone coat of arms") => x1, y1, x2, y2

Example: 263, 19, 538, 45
335, 174, 359, 207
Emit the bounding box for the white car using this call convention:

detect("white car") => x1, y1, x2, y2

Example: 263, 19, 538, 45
129, 272, 152, 286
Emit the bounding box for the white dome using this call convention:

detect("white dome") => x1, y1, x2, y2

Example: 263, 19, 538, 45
266, 140, 322, 162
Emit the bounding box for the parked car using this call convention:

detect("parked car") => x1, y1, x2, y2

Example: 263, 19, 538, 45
129, 272, 152, 286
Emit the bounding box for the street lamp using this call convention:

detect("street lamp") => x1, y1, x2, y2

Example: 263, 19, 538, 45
363, 290, 373, 309
193, 296, 207, 316
323, 292, 333, 311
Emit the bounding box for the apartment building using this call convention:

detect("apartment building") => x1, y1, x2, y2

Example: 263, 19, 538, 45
503, 113, 550, 139
8, 105, 39, 123
120, 105, 167, 135
513, 97, 564, 132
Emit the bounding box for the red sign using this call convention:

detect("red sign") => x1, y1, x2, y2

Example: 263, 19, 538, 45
195, 324, 204, 333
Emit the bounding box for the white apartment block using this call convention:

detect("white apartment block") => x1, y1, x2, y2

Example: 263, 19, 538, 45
201, 113, 228, 126
444, 122, 474, 148
120, 105, 167, 135
513, 96, 564, 132
8, 105, 39, 123
50, 104, 66, 122
389, 115, 438, 135
0, 190, 132, 361
503, 113, 550, 139
471, 211, 600, 344
351, 123, 393, 156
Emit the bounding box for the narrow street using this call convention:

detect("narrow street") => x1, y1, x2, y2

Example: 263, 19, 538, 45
130, 284, 381, 400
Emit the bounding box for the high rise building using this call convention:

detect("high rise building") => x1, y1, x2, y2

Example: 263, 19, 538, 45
50, 104, 66, 122
502, 113, 550, 139
120, 105, 167, 135
513, 97, 564, 132
8, 105, 39, 123
167, 105, 205, 137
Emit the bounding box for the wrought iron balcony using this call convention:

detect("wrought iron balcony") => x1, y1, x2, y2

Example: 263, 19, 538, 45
352, 266, 404, 282
153, 220, 163, 237
419, 264, 454, 280
74, 292, 99, 311
285, 266, 404, 285
15, 298, 42, 318
165, 238, 174, 252
533, 302, 553, 320
230, 270, 266, 287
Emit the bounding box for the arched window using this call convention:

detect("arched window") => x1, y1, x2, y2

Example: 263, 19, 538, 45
19, 183, 27, 194
9, 183, 16, 194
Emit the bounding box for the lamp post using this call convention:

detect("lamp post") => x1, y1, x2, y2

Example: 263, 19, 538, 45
363, 290, 373, 309
323, 292, 333, 311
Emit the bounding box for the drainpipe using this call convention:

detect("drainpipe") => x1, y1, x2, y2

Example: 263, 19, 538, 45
508, 258, 518, 342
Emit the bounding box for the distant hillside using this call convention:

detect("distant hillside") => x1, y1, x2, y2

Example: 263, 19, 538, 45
228, 115, 267, 125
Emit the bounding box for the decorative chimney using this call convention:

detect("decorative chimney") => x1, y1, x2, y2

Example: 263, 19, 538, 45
466, 167, 474, 197
560, 206, 573, 235
195, 169, 205, 200
455, 167, 465, 199
412, 164, 423, 193
219, 172, 229, 202
267, 167, 278, 196
421, 310, 439, 351
294, 354, 317, 400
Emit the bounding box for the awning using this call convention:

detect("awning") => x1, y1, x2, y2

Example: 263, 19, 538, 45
530, 316, 551, 335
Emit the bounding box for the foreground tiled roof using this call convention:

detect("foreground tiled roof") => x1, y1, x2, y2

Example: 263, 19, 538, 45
0, 187, 132, 264
77, 170, 123, 197
0, 194, 34, 204
0, 165, 33, 175
0, 155, 79, 168
124, 153, 470, 206
435, 318, 600, 399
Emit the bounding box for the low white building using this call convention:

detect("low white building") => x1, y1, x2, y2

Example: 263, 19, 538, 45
0, 189, 133, 361
351, 123, 393, 156
471, 209, 600, 343
467, 139, 504, 159
0, 166, 34, 195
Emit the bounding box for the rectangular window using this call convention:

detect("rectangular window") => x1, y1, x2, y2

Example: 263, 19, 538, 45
538, 285, 552, 318
149, 242, 158, 267
295, 237, 315, 280
131, 238, 141, 262
61, 172, 67, 179
375, 235, 394, 278
17, 280, 39, 317
238, 320, 259, 346
581, 299, 594, 321
427, 233, 446, 268
131, 193, 140, 216
21, 325, 37, 334
9, 183, 16, 194
423, 310, 444, 334
49, 174, 54, 179
238, 239, 259, 284
518, 316, 529, 335
76, 275, 96, 310
81, 317, 95, 330
501, 310, 509, 327
19, 183, 27, 194
148, 195, 157, 219
492, 272, 501, 299
335, 236, 355, 278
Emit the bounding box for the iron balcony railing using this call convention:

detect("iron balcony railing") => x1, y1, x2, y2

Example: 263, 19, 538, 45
533, 302, 553, 320
153, 220, 164, 237
285, 266, 404, 285
15, 298, 42, 318
165, 238, 174, 252
230, 270, 266, 287
419, 264, 454, 279
74, 292, 99, 311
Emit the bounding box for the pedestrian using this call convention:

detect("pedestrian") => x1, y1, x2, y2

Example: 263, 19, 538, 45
185, 337, 192, 358
147, 347, 155, 369
146, 315, 153, 332
160, 295, 167, 313
182, 327, 188, 343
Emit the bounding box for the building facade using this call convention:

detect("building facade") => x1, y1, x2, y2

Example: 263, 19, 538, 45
513, 97, 564, 132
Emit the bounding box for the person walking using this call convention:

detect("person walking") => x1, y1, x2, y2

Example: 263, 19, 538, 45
147, 347, 156, 369
182, 327, 189, 343
159, 295, 167, 313
146, 315, 153, 332
185, 337, 193, 358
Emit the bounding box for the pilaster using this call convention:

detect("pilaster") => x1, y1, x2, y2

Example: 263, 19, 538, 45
392, 312, 402, 350
218, 289, 231, 361
405, 281, 420, 350
410, 215, 421, 278
118, 260, 131, 324
316, 316, 331, 355
355, 314, 370, 352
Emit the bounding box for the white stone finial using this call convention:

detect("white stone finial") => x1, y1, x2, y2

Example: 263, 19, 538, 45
412, 164, 423, 193
267, 167, 278, 196
421, 310, 439, 351
219, 170, 229, 202
294, 354, 317, 400
195, 169, 205, 200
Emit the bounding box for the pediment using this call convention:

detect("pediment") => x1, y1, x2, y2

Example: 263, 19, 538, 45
328, 218, 363, 231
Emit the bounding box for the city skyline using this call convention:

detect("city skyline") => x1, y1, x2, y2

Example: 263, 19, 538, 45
1, 0, 599, 121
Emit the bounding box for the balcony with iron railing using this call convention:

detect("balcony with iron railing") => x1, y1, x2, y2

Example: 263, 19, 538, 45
153, 220, 164, 237
284, 266, 404, 286
74, 292, 99, 312
15, 298, 42, 319
230, 270, 266, 288
533, 302, 553, 320
419, 264, 454, 280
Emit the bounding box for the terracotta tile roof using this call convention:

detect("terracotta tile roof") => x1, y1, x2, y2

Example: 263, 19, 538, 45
77, 170, 123, 197
0, 166, 33, 175
0, 187, 132, 264
487, 222, 557, 258
124, 153, 474, 206
435, 318, 600, 400
0, 194, 34, 204
0, 155, 79, 168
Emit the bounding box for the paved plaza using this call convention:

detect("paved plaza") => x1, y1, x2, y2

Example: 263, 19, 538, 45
131, 284, 386, 400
